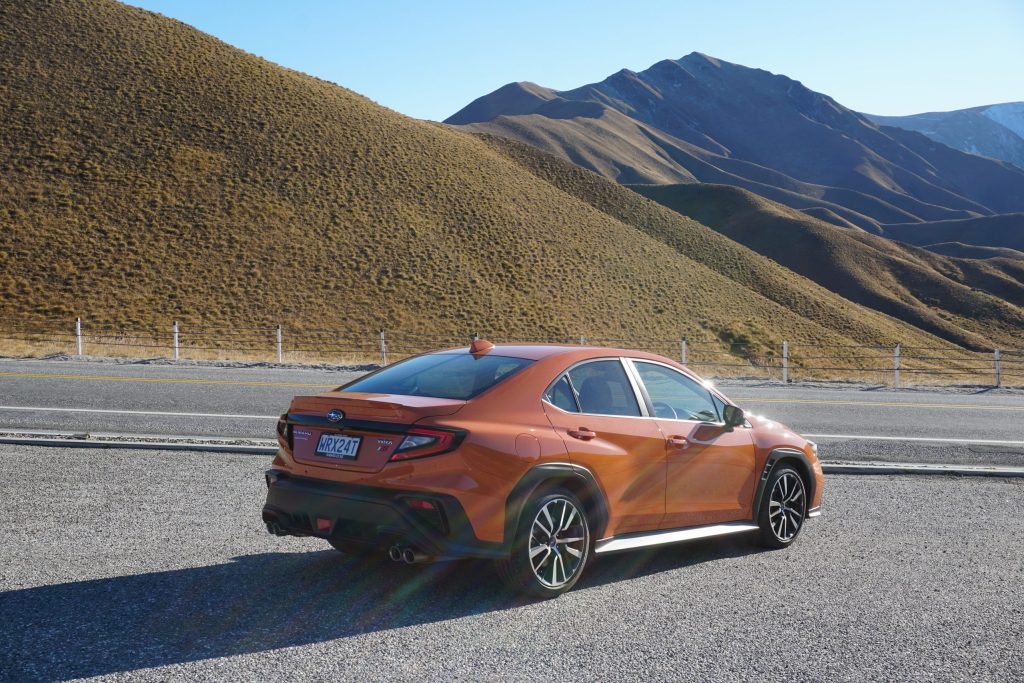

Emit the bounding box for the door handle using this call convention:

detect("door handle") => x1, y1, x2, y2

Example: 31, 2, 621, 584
567, 428, 597, 441
667, 435, 690, 449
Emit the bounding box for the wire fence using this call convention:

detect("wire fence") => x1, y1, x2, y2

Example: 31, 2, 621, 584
0, 317, 1020, 388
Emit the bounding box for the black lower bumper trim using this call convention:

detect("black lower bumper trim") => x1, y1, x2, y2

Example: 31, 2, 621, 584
261, 470, 506, 560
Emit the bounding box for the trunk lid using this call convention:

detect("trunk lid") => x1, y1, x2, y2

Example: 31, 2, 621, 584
286, 392, 466, 473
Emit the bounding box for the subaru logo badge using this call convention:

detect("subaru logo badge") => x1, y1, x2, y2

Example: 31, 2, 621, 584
327, 409, 345, 423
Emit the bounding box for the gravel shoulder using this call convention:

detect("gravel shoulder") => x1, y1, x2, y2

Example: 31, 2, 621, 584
1, 445, 1022, 681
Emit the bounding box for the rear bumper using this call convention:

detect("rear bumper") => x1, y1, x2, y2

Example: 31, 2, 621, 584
261, 470, 506, 559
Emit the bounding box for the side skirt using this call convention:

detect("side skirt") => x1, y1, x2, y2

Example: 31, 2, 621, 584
594, 521, 760, 555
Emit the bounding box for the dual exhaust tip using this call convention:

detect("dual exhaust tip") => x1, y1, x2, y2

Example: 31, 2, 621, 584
267, 520, 427, 563
388, 544, 428, 564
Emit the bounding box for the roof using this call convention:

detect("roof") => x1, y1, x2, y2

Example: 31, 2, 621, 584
435, 343, 678, 363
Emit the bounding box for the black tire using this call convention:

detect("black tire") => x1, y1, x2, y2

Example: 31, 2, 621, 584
498, 488, 591, 599
756, 465, 808, 549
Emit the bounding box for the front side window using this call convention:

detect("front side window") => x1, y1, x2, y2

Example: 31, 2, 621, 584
634, 361, 720, 422
341, 353, 532, 400
567, 360, 641, 417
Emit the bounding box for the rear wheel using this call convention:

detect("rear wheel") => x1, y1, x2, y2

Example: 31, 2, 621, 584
757, 465, 807, 548
498, 488, 591, 598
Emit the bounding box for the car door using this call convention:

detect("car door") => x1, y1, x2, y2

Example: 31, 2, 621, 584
629, 360, 757, 529
541, 358, 666, 536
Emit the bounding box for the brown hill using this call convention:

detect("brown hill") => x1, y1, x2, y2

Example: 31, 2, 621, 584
923, 242, 1024, 261
477, 136, 1024, 349
448, 54, 1024, 232
0, 0, 1008, 359
881, 214, 1024, 253
626, 182, 1024, 348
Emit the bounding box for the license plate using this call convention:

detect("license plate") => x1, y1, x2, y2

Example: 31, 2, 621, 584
315, 433, 361, 459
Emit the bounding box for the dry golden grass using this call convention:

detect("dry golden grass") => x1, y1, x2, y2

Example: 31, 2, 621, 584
0, 0, 1012, 375
0, 331, 382, 365
625, 183, 1024, 350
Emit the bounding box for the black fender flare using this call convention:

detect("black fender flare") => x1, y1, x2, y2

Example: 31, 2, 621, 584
752, 448, 816, 516
504, 462, 609, 546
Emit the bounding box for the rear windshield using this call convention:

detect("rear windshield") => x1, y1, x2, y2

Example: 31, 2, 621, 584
339, 353, 533, 400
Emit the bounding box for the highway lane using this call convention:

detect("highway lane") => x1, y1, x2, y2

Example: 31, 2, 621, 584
728, 386, 1024, 442
0, 358, 358, 438
1, 444, 1021, 681
725, 384, 1024, 465
1, 358, 1023, 463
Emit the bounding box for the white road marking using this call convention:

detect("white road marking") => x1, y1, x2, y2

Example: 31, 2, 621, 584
806, 433, 1024, 446
0, 405, 279, 419
1, 407, 1020, 446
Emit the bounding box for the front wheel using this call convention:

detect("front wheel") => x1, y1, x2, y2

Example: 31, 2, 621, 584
498, 488, 591, 598
756, 466, 807, 549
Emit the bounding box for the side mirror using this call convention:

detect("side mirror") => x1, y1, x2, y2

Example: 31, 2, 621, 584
723, 404, 745, 429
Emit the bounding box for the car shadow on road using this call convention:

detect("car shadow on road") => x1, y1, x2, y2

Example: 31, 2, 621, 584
0, 535, 765, 680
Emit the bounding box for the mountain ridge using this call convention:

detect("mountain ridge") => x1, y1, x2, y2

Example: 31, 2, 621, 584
868, 102, 1024, 170
447, 54, 1024, 230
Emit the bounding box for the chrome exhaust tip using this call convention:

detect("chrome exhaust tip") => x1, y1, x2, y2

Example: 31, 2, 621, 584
388, 545, 403, 562
402, 547, 428, 564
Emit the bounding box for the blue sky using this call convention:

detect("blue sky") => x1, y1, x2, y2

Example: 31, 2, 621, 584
125, 0, 1023, 121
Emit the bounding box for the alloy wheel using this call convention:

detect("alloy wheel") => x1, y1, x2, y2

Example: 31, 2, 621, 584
528, 497, 587, 588
768, 472, 806, 542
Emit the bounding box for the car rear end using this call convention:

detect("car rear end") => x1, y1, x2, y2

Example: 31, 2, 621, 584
261, 347, 537, 561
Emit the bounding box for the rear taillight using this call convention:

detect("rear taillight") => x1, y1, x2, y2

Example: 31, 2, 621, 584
276, 415, 292, 449
390, 427, 464, 461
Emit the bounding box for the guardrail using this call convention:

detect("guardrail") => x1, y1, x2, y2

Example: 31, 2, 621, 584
0, 317, 1020, 388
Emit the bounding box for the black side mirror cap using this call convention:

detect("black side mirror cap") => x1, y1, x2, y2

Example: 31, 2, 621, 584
723, 404, 745, 428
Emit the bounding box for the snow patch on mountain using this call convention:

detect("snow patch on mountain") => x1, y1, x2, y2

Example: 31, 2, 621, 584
982, 102, 1024, 140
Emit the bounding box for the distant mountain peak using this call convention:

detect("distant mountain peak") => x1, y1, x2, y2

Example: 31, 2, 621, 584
870, 101, 1024, 170
448, 54, 1024, 225
981, 102, 1024, 140
444, 80, 556, 125
678, 51, 721, 67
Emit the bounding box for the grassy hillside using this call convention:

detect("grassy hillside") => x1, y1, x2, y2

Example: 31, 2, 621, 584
923, 242, 1024, 260
626, 183, 1024, 348
475, 135, 1024, 350
881, 214, 1024, 253
458, 108, 898, 233
0, 0, 1004, 360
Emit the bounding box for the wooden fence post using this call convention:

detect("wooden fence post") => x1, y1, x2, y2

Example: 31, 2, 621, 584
782, 341, 789, 383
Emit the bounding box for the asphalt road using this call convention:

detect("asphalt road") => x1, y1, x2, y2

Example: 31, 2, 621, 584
2, 357, 1023, 465
0, 444, 1020, 681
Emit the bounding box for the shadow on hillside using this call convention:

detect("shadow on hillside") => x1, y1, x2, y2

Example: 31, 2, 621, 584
0, 536, 764, 679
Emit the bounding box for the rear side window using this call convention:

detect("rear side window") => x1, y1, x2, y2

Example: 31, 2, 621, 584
544, 375, 579, 412
567, 360, 641, 417
341, 353, 533, 400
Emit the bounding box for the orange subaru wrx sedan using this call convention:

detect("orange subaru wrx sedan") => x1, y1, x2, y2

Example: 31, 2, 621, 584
262, 340, 823, 597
